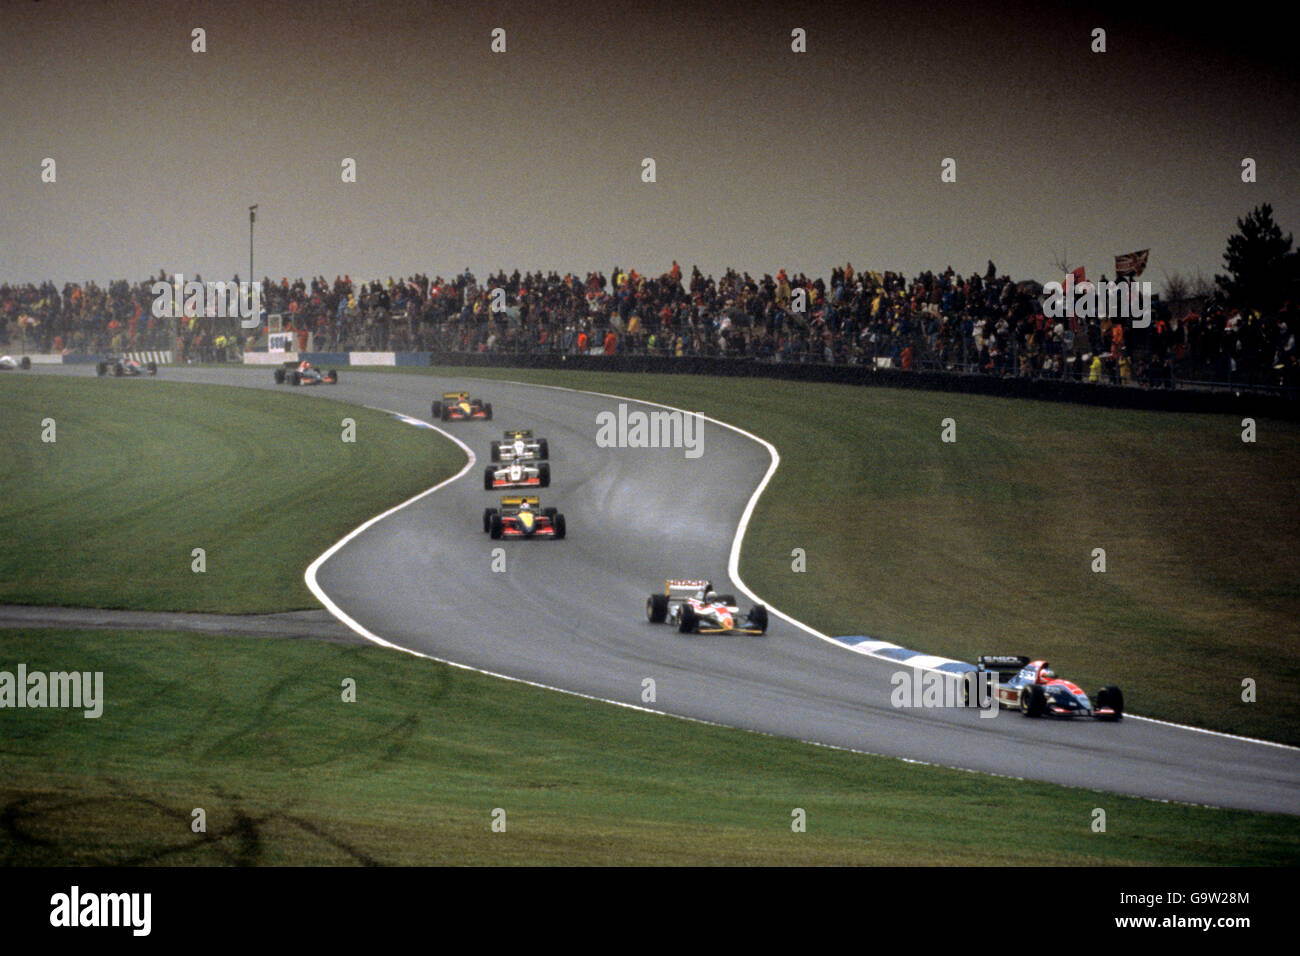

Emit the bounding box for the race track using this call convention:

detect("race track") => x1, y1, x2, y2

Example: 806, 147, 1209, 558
27, 364, 1300, 814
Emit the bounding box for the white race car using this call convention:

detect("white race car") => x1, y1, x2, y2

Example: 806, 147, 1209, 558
0, 355, 32, 370
646, 579, 768, 635
484, 459, 551, 490
490, 429, 550, 463
97, 355, 157, 377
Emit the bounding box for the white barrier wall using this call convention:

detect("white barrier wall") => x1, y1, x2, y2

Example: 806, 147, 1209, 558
347, 352, 397, 366
241, 352, 400, 366
243, 352, 295, 365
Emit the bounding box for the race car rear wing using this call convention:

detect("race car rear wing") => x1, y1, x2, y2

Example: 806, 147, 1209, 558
442, 391, 470, 400
501, 429, 533, 440
665, 579, 710, 597
500, 495, 541, 507
977, 655, 1030, 673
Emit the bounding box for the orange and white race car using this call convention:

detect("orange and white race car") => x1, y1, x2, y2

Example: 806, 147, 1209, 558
645, 579, 768, 635
484, 459, 550, 490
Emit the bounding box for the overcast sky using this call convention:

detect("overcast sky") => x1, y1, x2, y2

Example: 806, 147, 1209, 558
1, 0, 1296, 290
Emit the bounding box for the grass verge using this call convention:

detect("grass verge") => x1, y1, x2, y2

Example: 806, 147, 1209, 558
2, 629, 1295, 866
410, 365, 1300, 744
0, 376, 462, 613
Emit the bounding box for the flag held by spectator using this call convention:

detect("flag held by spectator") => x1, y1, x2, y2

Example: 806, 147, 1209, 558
1114, 249, 1149, 277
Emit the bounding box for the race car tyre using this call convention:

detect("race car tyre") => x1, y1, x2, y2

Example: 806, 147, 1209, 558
538, 462, 550, 487
538, 439, 549, 459
274, 368, 286, 384
483, 508, 497, 533
1020, 684, 1045, 717
964, 674, 989, 708
647, 593, 669, 623
291, 371, 301, 386
1096, 685, 1124, 720
489, 514, 503, 539
484, 467, 496, 490
553, 514, 566, 539
147, 361, 158, 375
327, 369, 338, 383
97, 362, 108, 376
114, 363, 124, 377
484, 402, 493, 420
678, 604, 697, 634
20, 356, 31, 370
432, 401, 442, 419
490, 443, 500, 462
543, 507, 557, 519
747, 604, 768, 634
441, 405, 450, 421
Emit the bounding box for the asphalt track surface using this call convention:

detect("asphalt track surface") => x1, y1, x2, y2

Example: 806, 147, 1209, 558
17, 364, 1300, 815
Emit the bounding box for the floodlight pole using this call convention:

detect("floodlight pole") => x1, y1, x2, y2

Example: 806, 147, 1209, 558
249, 205, 258, 289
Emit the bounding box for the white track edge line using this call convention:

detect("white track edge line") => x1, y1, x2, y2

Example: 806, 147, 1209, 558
302, 386, 1298, 779
464, 376, 1300, 754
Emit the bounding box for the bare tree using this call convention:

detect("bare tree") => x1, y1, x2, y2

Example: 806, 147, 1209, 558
1189, 271, 1216, 300
1163, 271, 1190, 308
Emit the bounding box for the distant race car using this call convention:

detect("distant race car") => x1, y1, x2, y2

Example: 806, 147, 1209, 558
483, 495, 565, 539
490, 429, 549, 462
968, 655, 1123, 720
97, 355, 157, 377
273, 360, 338, 385
645, 579, 768, 635
434, 391, 492, 421
0, 355, 32, 370
485, 459, 551, 490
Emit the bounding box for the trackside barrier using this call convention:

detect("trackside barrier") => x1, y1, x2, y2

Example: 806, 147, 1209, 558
234, 348, 1298, 418
421, 351, 1300, 420
241, 351, 420, 367
832, 635, 985, 706
242, 351, 290, 365
57, 352, 173, 364
348, 352, 397, 366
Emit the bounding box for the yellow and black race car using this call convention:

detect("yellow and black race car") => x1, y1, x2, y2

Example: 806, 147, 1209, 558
433, 391, 492, 421
482, 495, 565, 539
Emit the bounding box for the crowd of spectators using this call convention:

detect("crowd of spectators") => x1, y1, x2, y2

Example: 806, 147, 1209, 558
2, 262, 1296, 391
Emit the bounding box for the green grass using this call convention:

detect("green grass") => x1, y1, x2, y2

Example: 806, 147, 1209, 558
2, 629, 1295, 866
0, 376, 462, 612
406, 366, 1300, 744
